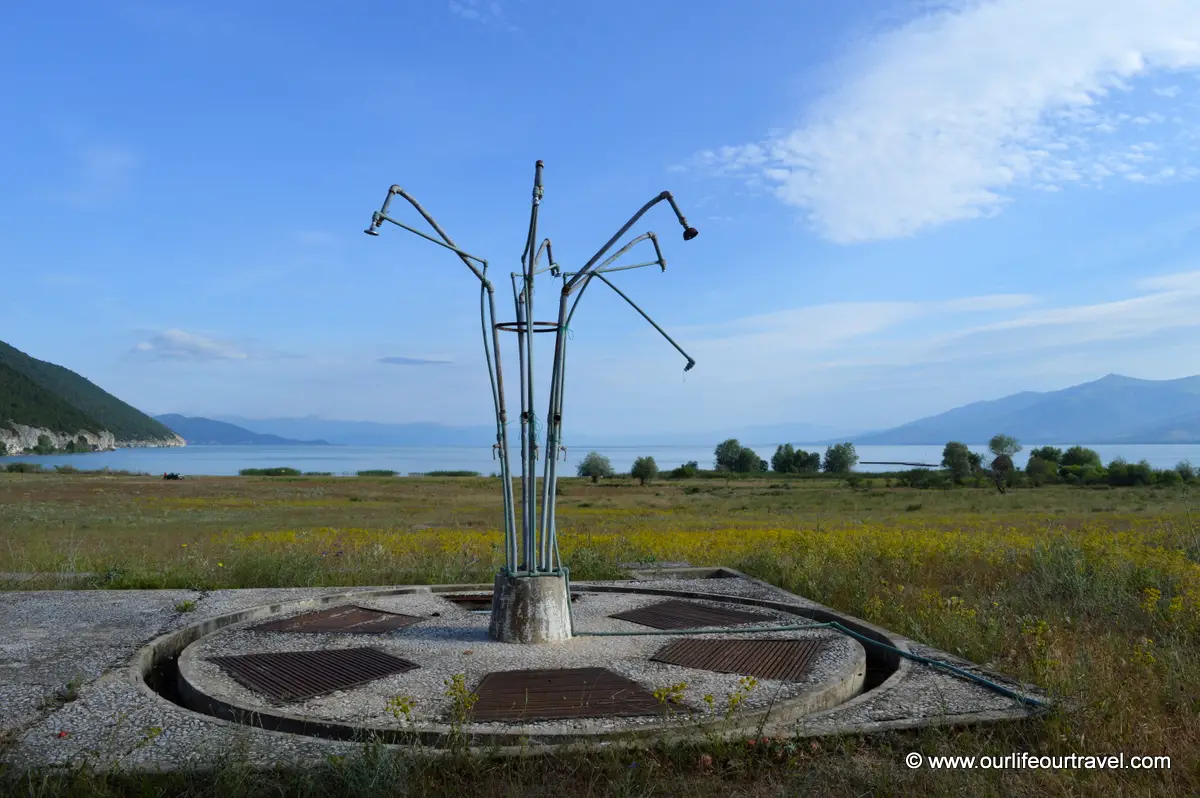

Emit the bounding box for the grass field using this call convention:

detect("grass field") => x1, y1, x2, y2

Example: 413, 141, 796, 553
2, 471, 1199, 796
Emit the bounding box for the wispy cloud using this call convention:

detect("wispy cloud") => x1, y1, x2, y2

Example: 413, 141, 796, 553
131, 329, 249, 361
559, 270, 1200, 431
377, 355, 454, 366
676, 271, 1200, 377
683, 0, 1200, 243
449, 0, 504, 24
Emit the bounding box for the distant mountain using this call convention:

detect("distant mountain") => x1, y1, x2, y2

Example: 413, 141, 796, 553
571, 422, 860, 447
214, 416, 495, 447
0, 339, 182, 452
155, 415, 330, 446
216, 415, 857, 448
852, 374, 1200, 445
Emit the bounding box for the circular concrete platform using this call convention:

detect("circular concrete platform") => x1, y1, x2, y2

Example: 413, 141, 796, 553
177, 587, 866, 744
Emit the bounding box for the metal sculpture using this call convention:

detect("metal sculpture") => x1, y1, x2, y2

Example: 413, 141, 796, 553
364, 161, 698, 638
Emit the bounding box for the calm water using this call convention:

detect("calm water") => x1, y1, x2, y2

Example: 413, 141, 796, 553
2, 443, 1198, 477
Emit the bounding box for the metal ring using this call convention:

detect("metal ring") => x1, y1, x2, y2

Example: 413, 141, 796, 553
494, 321, 560, 333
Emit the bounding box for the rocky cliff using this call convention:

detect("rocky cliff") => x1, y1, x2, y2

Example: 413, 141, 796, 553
0, 423, 185, 457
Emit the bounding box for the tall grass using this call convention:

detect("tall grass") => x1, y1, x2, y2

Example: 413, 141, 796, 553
0, 475, 1196, 796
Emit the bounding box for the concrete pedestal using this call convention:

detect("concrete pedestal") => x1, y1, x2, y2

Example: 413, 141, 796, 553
487, 571, 573, 643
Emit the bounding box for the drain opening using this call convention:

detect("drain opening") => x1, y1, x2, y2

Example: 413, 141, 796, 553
442, 593, 584, 615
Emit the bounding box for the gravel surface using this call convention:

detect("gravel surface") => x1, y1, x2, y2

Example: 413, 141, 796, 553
1, 573, 1043, 772
182, 590, 862, 737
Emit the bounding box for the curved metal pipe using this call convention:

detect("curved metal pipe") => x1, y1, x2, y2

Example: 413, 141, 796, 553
591, 273, 696, 371
564, 191, 696, 295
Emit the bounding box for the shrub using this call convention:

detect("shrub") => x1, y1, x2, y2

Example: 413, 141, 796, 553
1175, 460, 1195, 482
1106, 458, 1154, 487
238, 467, 302, 477
1157, 469, 1183, 486
1026, 455, 1059, 486
356, 469, 398, 477
669, 461, 699, 479
425, 470, 481, 477
5, 462, 44, 473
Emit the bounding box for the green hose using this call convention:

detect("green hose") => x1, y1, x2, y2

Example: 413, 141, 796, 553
575, 621, 1049, 709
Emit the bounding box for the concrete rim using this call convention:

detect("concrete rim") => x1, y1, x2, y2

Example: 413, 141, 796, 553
127, 570, 908, 748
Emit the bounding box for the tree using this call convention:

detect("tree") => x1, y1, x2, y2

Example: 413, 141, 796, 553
794, 449, 822, 473
1026, 455, 1058, 486
1029, 446, 1062, 465
1177, 460, 1196, 483
1060, 446, 1101, 468
941, 441, 973, 484
630, 456, 658, 486
714, 439, 743, 472
988, 434, 1022, 459
577, 451, 614, 483
822, 442, 858, 474
733, 447, 767, 473
771, 444, 796, 473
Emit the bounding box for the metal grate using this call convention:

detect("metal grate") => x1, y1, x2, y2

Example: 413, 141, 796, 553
469, 667, 667, 722
209, 647, 418, 703
651, 638, 829, 682
252, 606, 424, 634
608, 599, 775, 630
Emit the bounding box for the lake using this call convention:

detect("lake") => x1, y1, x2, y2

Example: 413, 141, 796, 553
2, 443, 1198, 477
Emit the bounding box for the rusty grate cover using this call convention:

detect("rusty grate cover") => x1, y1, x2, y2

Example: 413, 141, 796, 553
252, 605, 424, 634
651, 638, 829, 682
470, 667, 666, 722
209, 647, 417, 702
608, 599, 774, 630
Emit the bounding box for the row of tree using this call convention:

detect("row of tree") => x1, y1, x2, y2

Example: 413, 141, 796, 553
575, 433, 1196, 490
942, 435, 1195, 488
573, 439, 862, 484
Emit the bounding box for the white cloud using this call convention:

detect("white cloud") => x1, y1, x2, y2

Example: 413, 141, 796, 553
685, 0, 1200, 243
132, 330, 249, 361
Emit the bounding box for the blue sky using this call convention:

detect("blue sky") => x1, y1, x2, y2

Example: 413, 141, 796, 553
3, 0, 1200, 436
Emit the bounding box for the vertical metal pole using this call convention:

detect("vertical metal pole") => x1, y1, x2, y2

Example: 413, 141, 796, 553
482, 281, 517, 574
510, 274, 530, 573
523, 160, 544, 572
540, 289, 571, 572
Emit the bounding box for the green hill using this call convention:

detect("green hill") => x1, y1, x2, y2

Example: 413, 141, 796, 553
0, 340, 177, 442
0, 361, 104, 434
